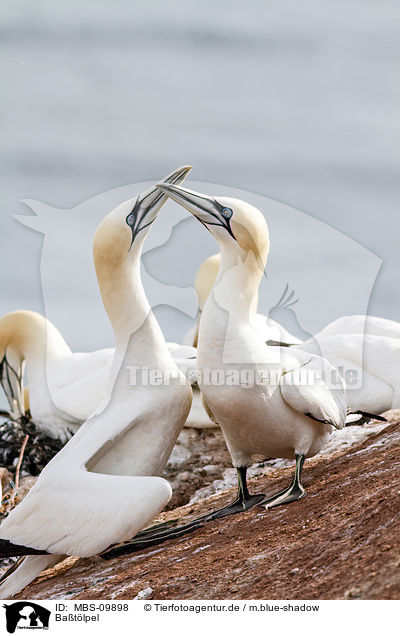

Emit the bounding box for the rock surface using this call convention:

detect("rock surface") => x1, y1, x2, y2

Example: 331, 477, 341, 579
4, 413, 399, 600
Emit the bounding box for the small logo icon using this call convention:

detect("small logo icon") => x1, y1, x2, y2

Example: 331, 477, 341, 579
3, 602, 51, 633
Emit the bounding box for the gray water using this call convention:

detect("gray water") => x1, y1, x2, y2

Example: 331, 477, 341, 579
1, 0, 399, 351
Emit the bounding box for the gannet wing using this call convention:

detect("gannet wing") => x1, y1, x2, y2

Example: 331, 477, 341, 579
46, 349, 113, 420
311, 315, 400, 341
0, 406, 173, 557
0, 466, 171, 557
279, 352, 347, 430
302, 333, 400, 388
49, 365, 112, 421
50, 348, 114, 387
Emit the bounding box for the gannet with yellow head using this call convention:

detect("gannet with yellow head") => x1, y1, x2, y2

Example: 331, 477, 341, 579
0, 312, 69, 417
0, 167, 193, 597
155, 183, 349, 515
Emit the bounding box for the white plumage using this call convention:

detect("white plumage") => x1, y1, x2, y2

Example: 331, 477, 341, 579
0, 166, 193, 597
156, 182, 371, 515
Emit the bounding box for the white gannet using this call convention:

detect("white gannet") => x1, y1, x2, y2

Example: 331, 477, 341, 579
0, 310, 112, 441
0, 167, 193, 598
153, 183, 371, 516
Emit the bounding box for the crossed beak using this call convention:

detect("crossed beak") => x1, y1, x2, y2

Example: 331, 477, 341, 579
154, 183, 236, 241
129, 166, 192, 244
153, 183, 216, 225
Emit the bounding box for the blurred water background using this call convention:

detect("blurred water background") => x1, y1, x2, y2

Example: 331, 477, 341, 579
0, 0, 399, 352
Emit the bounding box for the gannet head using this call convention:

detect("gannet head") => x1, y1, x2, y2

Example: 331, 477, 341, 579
0, 311, 45, 418
93, 166, 192, 269
155, 184, 270, 271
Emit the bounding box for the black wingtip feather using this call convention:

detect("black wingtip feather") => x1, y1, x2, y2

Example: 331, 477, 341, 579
0, 539, 48, 558
350, 410, 387, 422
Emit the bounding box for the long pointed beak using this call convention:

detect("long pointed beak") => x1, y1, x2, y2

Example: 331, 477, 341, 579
154, 183, 216, 223
0, 357, 25, 419
137, 166, 192, 212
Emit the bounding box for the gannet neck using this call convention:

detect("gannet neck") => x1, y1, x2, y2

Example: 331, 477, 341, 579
95, 221, 175, 392
97, 249, 170, 369
196, 246, 266, 368
97, 248, 144, 339
195, 253, 220, 311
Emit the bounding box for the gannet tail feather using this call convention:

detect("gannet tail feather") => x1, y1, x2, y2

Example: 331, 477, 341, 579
0, 555, 64, 599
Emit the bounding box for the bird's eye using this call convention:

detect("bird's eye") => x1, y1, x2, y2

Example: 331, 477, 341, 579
221, 207, 233, 219
126, 213, 135, 226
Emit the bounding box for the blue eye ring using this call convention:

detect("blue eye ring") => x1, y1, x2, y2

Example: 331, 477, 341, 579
126, 213, 135, 226
221, 207, 233, 219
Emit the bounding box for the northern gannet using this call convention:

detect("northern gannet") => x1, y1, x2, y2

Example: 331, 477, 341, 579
0, 310, 111, 441
181, 253, 299, 431
0, 167, 193, 598
154, 183, 379, 516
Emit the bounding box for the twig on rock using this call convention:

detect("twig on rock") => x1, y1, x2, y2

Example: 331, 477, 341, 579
14, 434, 29, 493
2, 434, 30, 516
